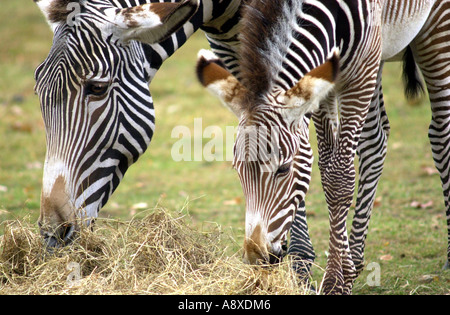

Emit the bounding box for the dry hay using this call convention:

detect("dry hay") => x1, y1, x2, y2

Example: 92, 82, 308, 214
0, 208, 314, 295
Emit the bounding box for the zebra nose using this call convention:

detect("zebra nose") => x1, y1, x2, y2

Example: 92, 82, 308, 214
243, 240, 284, 265
243, 224, 271, 264
244, 242, 265, 264
243, 225, 286, 265
39, 175, 76, 248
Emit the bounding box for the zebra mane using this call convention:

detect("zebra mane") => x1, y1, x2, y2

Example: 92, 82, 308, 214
34, 0, 81, 24
239, 0, 304, 105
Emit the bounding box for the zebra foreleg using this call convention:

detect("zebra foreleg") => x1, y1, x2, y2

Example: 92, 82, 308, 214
287, 116, 316, 285
428, 103, 450, 270
314, 63, 380, 294
321, 158, 357, 295
350, 63, 389, 275
313, 96, 357, 295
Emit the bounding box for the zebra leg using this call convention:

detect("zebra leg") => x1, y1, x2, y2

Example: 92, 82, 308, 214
288, 200, 316, 283
425, 80, 450, 270
411, 0, 450, 269
287, 115, 316, 282
314, 66, 379, 294
314, 95, 356, 295
313, 96, 355, 295
350, 62, 389, 275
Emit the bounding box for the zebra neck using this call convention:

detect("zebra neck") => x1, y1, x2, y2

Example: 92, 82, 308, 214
107, 0, 242, 80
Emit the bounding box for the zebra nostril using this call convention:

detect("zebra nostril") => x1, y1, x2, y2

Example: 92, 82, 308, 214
268, 251, 284, 265
42, 224, 76, 248
60, 223, 75, 241
44, 233, 59, 248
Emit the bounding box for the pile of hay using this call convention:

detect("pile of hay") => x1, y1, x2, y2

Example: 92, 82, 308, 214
0, 208, 312, 295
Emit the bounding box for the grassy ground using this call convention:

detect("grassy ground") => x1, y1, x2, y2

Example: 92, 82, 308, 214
0, 0, 449, 294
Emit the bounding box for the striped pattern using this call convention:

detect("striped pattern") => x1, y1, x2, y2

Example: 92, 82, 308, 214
350, 0, 450, 277
349, 63, 389, 274
382, 0, 433, 24
197, 0, 450, 294
413, 2, 450, 268
35, 0, 242, 246
234, 111, 313, 263
36, 23, 155, 216
288, 200, 315, 282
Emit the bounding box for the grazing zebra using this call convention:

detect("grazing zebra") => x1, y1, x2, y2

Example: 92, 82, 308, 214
197, 0, 450, 294
33, 0, 242, 247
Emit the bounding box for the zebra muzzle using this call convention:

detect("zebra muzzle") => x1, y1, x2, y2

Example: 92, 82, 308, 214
40, 222, 76, 249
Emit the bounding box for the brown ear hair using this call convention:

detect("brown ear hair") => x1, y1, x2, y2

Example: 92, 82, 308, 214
285, 53, 339, 103
196, 54, 229, 87
114, 0, 200, 44
307, 53, 340, 83
196, 50, 246, 118
34, 0, 199, 41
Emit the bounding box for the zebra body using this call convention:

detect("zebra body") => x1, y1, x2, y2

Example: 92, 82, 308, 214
197, 0, 450, 294
34, 0, 242, 247
381, 0, 435, 61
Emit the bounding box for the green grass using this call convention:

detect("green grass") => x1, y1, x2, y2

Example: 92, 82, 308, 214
0, 0, 449, 295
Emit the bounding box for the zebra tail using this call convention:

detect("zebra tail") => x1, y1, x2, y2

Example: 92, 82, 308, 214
402, 46, 425, 101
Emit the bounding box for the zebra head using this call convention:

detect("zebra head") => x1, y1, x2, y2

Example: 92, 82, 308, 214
197, 49, 339, 264
34, 0, 199, 247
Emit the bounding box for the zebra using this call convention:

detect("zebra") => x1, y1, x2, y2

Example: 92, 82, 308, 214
196, 0, 450, 294
33, 0, 242, 248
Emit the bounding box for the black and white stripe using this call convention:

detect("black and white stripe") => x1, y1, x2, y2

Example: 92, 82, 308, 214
349, 0, 450, 276
233, 111, 313, 263
197, 0, 378, 294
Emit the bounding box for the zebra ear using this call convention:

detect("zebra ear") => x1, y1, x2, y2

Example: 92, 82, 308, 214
284, 53, 340, 108
34, 0, 78, 31
109, 0, 199, 44
196, 50, 246, 118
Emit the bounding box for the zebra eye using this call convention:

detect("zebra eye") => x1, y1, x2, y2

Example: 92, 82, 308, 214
276, 162, 291, 176
85, 81, 109, 97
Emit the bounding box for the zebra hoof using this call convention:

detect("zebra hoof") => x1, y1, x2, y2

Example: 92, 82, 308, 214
307, 284, 317, 295
300, 276, 319, 295
443, 261, 450, 271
